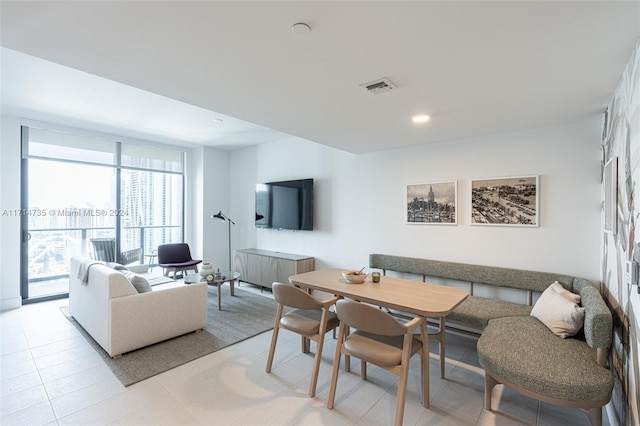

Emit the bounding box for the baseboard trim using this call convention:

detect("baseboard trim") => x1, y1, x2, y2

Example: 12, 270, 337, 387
0, 296, 22, 311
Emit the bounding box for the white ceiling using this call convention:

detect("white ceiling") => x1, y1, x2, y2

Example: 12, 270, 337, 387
1, 1, 639, 154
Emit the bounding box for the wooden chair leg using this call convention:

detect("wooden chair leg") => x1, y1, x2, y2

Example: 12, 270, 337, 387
265, 325, 279, 373
344, 325, 351, 372
309, 342, 323, 397
265, 304, 284, 373
395, 368, 409, 426
583, 407, 602, 426
420, 321, 429, 408
309, 308, 330, 398
484, 372, 498, 410
439, 317, 446, 379
394, 333, 413, 426
301, 336, 311, 353
328, 323, 347, 409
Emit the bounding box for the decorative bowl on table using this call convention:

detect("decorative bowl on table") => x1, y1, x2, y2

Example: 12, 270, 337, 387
200, 262, 214, 278
342, 270, 368, 284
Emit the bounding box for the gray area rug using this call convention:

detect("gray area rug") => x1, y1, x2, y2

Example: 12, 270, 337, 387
62, 286, 278, 386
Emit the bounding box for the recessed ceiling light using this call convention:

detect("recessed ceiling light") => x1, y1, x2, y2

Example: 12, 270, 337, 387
412, 115, 430, 124
291, 22, 311, 34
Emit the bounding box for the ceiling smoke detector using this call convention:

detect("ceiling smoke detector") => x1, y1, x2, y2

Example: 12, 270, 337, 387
360, 78, 397, 95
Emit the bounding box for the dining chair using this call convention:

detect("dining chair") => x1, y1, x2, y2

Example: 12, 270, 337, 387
266, 282, 340, 397
327, 299, 429, 426
157, 243, 202, 279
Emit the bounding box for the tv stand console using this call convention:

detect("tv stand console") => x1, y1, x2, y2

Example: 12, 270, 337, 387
234, 248, 315, 290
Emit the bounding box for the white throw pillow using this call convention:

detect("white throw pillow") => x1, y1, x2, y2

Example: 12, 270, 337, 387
530, 283, 584, 338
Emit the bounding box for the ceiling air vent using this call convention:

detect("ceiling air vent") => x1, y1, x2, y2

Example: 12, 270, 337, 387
360, 77, 397, 95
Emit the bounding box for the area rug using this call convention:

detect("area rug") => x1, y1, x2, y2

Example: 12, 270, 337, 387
62, 286, 278, 386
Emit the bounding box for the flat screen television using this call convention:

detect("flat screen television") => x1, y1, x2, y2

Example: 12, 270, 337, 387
255, 178, 314, 231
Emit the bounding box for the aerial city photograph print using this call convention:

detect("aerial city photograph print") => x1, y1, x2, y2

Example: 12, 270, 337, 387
471, 176, 538, 226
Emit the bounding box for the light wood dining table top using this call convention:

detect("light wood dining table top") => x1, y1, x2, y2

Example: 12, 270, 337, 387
289, 268, 469, 318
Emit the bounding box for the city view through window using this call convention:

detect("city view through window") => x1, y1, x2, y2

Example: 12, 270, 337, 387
24, 158, 183, 299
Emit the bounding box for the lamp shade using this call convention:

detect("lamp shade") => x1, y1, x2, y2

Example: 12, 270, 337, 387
211, 211, 235, 271
211, 210, 235, 224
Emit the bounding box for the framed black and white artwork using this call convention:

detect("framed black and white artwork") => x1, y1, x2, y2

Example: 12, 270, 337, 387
471, 175, 539, 227
406, 181, 457, 225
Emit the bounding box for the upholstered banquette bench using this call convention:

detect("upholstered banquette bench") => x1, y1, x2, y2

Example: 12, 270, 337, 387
368, 254, 613, 426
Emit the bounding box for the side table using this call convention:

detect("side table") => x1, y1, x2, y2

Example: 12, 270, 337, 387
144, 251, 157, 270
185, 271, 241, 310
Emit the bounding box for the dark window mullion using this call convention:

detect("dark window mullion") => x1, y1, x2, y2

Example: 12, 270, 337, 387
115, 142, 122, 264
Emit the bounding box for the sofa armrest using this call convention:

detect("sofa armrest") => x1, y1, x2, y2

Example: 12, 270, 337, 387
573, 277, 612, 349
108, 282, 208, 357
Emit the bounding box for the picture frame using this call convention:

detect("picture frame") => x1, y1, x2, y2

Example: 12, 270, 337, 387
406, 181, 457, 225
604, 157, 617, 234
470, 175, 539, 227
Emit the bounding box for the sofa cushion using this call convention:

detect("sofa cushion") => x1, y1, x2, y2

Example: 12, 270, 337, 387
446, 296, 532, 328
122, 270, 152, 293
478, 316, 613, 404
107, 262, 129, 272
531, 283, 584, 338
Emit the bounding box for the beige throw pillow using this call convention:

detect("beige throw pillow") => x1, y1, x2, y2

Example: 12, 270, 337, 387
530, 283, 584, 338
122, 270, 153, 293
549, 281, 580, 304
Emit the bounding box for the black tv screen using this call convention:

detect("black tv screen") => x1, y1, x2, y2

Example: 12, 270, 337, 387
255, 178, 314, 231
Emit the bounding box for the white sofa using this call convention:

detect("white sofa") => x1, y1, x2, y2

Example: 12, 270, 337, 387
70, 256, 208, 357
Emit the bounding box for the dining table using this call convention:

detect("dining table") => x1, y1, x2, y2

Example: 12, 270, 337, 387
288, 268, 469, 407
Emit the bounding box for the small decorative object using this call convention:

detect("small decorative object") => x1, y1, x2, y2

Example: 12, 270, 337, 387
214, 268, 223, 281
371, 272, 381, 283
200, 262, 214, 278
342, 270, 367, 284
206, 273, 214, 283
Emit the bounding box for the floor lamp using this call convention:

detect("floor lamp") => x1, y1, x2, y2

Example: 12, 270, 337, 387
212, 211, 235, 272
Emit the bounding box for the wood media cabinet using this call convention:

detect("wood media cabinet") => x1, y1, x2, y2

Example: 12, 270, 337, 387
234, 248, 315, 290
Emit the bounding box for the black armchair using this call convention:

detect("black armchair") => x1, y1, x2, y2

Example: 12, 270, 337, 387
157, 243, 202, 280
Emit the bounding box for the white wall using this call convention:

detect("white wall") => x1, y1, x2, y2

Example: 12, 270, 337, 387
196, 146, 231, 272
0, 114, 603, 308
600, 39, 640, 424
230, 119, 602, 283
0, 116, 23, 310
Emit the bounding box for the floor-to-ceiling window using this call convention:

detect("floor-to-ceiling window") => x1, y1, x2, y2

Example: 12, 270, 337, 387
21, 125, 185, 302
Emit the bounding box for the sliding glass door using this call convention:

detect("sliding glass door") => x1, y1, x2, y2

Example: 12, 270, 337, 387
25, 159, 116, 299
21, 125, 185, 302
120, 169, 183, 262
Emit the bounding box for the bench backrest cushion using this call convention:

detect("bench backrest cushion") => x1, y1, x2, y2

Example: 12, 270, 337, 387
369, 253, 613, 350
369, 254, 574, 292
573, 277, 613, 349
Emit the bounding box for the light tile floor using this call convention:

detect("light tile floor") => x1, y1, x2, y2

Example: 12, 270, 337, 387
1, 288, 611, 425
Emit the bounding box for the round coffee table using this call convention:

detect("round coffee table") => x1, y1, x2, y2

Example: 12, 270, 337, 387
185, 271, 241, 310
